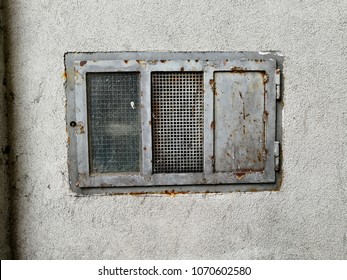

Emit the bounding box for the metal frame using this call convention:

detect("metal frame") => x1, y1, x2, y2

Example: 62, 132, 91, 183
65, 52, 283, 195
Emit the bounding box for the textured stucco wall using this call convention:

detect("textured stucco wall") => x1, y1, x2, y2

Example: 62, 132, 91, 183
3, 0, 347, 259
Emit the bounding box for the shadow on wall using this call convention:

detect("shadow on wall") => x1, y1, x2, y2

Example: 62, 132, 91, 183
0, 0, 12, 259
1, 0, 19, 259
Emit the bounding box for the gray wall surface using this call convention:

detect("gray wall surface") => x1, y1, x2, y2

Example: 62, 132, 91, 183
2, 0, 347, 259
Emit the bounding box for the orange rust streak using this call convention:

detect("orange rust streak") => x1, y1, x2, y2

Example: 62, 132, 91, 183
62, 72, 68, 79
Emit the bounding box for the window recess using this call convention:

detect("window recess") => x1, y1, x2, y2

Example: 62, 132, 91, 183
66, 52, 283, 194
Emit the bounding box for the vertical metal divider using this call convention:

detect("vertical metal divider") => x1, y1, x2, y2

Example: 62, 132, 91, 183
140, 69, 152, 176
203, 65, 215, 175
263, 70, 268, 171
267, 61, 278, 180
74, 64, 90, 175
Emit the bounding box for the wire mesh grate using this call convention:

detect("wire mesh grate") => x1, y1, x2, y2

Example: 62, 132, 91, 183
87, 72, 140, 173
151, 72, 204, 173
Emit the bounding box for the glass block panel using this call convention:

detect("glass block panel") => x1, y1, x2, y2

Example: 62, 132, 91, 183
87, 72, 140, 173
151, 72, 204, 173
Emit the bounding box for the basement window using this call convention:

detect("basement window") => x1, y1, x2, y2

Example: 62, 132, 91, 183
66, 52, 283, 194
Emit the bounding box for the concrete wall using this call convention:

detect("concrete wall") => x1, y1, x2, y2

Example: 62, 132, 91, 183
0, 0, 11, 260
3, 0, 347, 259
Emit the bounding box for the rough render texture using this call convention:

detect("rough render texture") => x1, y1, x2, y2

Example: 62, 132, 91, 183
2, 0, 347, 259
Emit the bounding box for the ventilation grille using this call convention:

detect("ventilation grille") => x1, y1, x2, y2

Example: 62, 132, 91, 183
87, 72, 140, 173
151, 72, 204, 173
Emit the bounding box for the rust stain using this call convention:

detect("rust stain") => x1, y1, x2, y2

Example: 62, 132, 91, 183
236, 171, 246, 179
210, 121, 215, 129
230, 66, 245, 72
127, 190, 217, 196
160, 190, 190, 197
257, 152, 262, 162
62, 72, 68, 79
209, 79, 217, 95
136, 60, 141, 64
77, 122, 85, 134
67, 136, 70, 145
124, 60, 129, 64
262, 73, 269, 83
254, 59, 264, 64
263, 110, 269, 122
149, 59, 158, 64
80, 61, 87, 67
129, 192, 148, 196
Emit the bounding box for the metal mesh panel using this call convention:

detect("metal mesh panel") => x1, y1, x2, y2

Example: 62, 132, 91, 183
87, 72, 140, 173
151, 72, 204, 173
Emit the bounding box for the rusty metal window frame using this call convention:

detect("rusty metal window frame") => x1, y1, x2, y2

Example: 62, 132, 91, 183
66, 52, 283, 195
